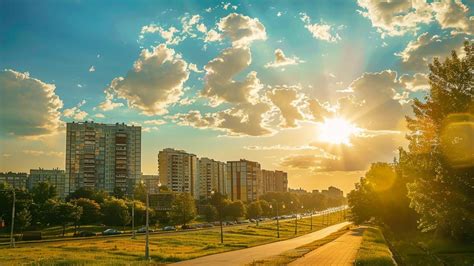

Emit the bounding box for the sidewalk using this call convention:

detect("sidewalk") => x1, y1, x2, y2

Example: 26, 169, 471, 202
289, 226, 365, 266
173, 222, 352, 266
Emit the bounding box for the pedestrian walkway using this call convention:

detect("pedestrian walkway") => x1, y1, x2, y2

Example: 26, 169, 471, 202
289, 226, 365, 266
172, 222, 352, 266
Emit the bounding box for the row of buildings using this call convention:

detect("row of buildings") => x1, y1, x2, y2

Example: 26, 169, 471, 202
158, 148, 288, 202
1, 122, 287, 201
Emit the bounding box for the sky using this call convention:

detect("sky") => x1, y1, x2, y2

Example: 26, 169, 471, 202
1, 0, 473, 194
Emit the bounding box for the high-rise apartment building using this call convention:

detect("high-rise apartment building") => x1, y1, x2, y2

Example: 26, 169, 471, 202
158, 148, 199, 199
262, 169, 288, 193
66, 121, 141, 195
226, 159, 262, 202
0, 172, 28, 189
29, 168, 67, 199
198, 158, 227, 198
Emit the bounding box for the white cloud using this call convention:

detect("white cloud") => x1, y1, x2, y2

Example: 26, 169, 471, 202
399, 73, 429, 91
178, 97, 196, 106
244, 144, 324, 151
266, 86, 304, 128
189, 63, 204, 73
139, 24, 184, 45
300, 13, 341, 42
265, 49, 305, 68
98, 90, 124, 111
89, 66, 95, 72
103, 44, 189, 116
144, 119, 166, 126
218, 13, 267, 47
94, 113, 105, 118
201, 46, 262, 106
396, 32, 468, 71
356, 0, 433, 37
0, 69, 63, 137
23, 150, 64, 157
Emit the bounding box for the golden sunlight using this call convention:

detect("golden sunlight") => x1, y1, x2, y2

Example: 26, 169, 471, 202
318, 117, 360, 145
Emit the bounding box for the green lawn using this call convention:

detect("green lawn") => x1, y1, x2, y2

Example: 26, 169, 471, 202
0, 212, 346, 265
386, 230, 474, 266
355, 226, 395, 266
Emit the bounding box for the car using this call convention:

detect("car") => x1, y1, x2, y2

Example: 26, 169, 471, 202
249, 219, 256, 223
162, 226, 176, 231
136, 227, 155, 233
181, 224, 197, 230
102, 229, 123, 235
226, 221, 236, 225
212, 221, 221, 226
237, 219, 250, 224
201, 223, 214, 228
74, 231, 96, 237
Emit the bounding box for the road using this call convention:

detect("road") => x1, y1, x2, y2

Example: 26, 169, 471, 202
172, 221, 352, 266
289, 226, 365, 266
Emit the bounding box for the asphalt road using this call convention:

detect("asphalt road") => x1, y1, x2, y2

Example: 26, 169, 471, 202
172, 221, 352, 266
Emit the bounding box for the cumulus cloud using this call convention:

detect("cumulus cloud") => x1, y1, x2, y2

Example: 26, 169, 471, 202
306, 98, 333, 122
432, 0, 474, 35
399, 73, 429, 91
396, 32, 468, 71
140, 24, 184, 45
63, 100, 88, 120
188, 63, 204, 73
201, 46, 262, 106
178, 97, 196, 106
356, 0, 432, 37
144, 119, 166, 126
98, 90, 124, 111
102, 44, 189, 115
265, 49, 305, 68
94, 113, 105, 118
266, 86, 304, 128
170, 102, 273, 136
244, 144, 325, 151
218, 13, 267, 47
339, 70, 413, 131
89, 66, 95, 72
300, 13, 342, 42
23, 150, 64, 157
0, 69, 63, 137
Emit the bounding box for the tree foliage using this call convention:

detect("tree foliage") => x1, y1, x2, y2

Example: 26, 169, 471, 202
101, 197, 130, 227
72, 198, 101, 225
169, 193, 196, 226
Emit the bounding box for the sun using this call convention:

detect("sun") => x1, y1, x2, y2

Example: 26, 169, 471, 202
318, 117, 359, 145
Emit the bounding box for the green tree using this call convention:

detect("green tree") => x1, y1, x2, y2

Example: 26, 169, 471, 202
133, 183, 147, 203
126, 200, 150, 226
31, 181, 57, 205
347, 177, 375, 224
202, 204, 218, 222
101, 197, 131, 227
225, 200, 246, 220
72, 198, 101, 225
66, 187, 109, 204
169, 193, 196, 226
0, 184, 33, 229
404, 41, 474, 240
15, 208, 32, 232
247, 201, 262, 221
52, 201, 83, 236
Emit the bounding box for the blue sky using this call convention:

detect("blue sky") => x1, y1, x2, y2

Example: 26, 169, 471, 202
1, 0, 472, 193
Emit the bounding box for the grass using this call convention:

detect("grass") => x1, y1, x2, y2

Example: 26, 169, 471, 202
385, 230, 474, 266
355, 226, 395, 266
249, 225, 352, 265
0, 211, 346, 265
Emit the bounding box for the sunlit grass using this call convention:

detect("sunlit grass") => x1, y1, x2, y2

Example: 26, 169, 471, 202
0, 212, 346, 264
355, 226, 395, 266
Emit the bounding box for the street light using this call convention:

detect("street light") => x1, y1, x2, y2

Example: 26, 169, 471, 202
270, 202, 284, 238
144, 180, 161, 261
131, 192, 136, 239
210, 190, 224, 244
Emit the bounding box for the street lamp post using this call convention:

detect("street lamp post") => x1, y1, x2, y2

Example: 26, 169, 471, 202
270, 202, 284, 238
10, 189, 15, 248
131, 193, 136, 239
145, 187, 150, 260
210, 190, 224, 244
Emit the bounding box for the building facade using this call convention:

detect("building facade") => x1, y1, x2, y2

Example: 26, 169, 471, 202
29, 168, 67, 199
226, 159, 262, 202
0, 172, 28, 189
65, 121, 141, 195
322, 186, 344, 198
158, 148, 199, 199
262, 169, 288, 194
198, 158, 227, 198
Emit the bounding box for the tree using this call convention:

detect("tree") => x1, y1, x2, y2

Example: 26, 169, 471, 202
52, 201, 82, 236
247, 201, 262, 221
347, 177, 375, 224
259, 199, 272, 217
209, 192, 230, 222
202, 204, 218, 222
101, 198, 131, 227
126, 200, 150, 226
66, 187, 108, 204
404, 41, 474, 240
15, 208, 31, 232
225, 201, 246, 220
169, 193, 196, 226
72, 198, 101, 225
31, 182, 57, 205
133, 183, 147, 203
0, 184, 33, 229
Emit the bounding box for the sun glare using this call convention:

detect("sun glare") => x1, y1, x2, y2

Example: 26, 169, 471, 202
318, 117, 359, 145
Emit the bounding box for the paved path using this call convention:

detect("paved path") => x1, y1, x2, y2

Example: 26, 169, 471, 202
289, 227, 365, 266
172, 221, 351, 266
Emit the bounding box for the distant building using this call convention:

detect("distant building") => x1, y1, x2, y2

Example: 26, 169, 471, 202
322, 186, 344, 198
262, 169, 288, 193
29, 168, 67, 199
136, 174, 160, 194
158, 148, 199, 199
226, 159, 262, 202
65, 121, 141, 195
198, 158, 227, 198
0, 172, 28, 189
289, 187, 308, 194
